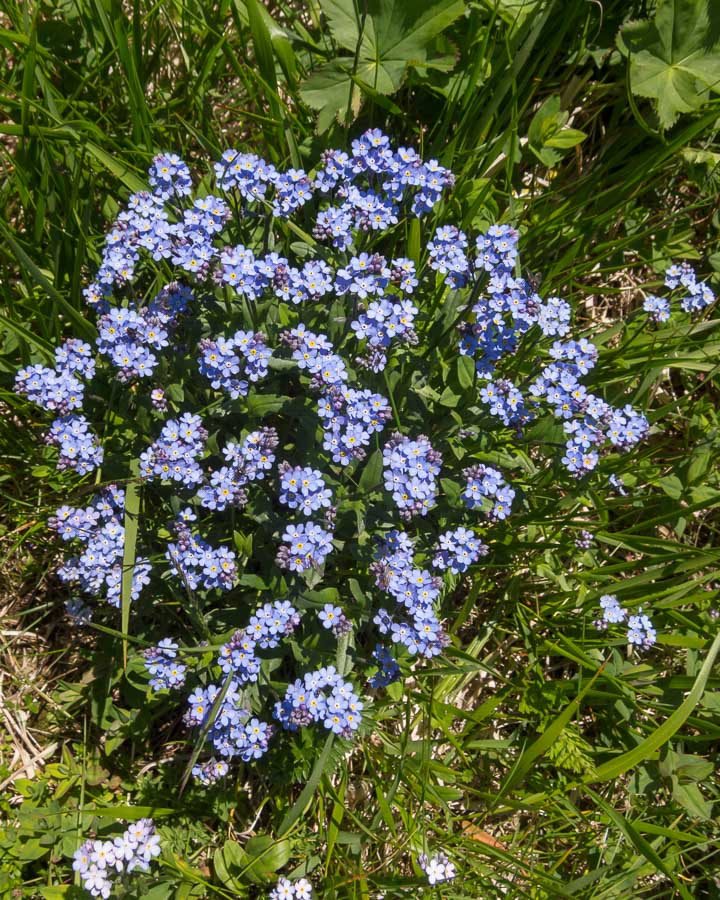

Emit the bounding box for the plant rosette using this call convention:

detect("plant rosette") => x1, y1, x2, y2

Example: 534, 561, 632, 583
16, 129, 715, 786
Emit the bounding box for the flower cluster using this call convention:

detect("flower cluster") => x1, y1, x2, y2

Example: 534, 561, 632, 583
139, 413, 208, 486
72, 819, 160, 898
96, 283, 192, 381
283, 325, 348, 388
148, 152, 192, 199
311, 130, 453, 246
594, 594, 656, 650
418, 851, 456, 886
276, 522, 334, 573
198, 329, 271, 398
197, 428, 278, 511
44, 414, 104, 475
528, 341, 650, 477
49, 485, 151, 609
318, 387, 391, 466
269, 876, 314, 899
144, 638, 186, 691
368, 643, 401, 689
191, 758, 230, 786
351, 290, 418, 373
274, 666, 363, 737
186, 680, 274, 762
14, 338, 103, 475
665, 262, 715, 315
433, 527, 488, 574
371, 531, 448, 658
643, 295, 671, 323
166, 512, 237, 592
217, 601, 300, 684
463, 464, 515, 520
15, 339, 94, 413
279, 464, 333, 514
383, 433, 441, 519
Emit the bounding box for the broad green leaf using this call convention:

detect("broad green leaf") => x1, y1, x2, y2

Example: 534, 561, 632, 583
457, 354, 475, 390
622, 0, 720, 128
321, 0, 361, 51
304, 0, 464, 125
545, 127, 587, 149
358, 448, 383, 492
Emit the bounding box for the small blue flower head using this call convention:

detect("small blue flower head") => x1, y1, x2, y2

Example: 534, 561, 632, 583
148, 152, 192, 199
433, 527, 488, 574
643, 295, 671, 323
418, 851, 456, 886
627, 608, 656, 649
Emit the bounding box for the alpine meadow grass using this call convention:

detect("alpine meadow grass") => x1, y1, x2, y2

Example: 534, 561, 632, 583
0, 1, 719, 898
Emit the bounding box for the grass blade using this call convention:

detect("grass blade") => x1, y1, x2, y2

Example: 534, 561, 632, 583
588, 632, 720, 783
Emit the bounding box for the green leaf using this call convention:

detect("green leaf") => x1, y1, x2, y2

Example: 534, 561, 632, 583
588, 632, 720, 782
240, 835, 292, 882
622, 0, 720, 128
120, 474, 141, 670
278, 732, 334, 836
671, 780, 714, 820
303, 0, 464, 125
527, 94, 586, 164
456, 354, 475, 390
545, 127, 587, 148
358, 448, 383, 492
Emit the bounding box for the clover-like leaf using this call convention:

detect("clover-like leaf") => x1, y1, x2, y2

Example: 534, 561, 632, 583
621, 0, 720, 128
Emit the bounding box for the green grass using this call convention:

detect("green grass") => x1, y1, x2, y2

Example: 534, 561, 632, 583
1, 1, 719, 898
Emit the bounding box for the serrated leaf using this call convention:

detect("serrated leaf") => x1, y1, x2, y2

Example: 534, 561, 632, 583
303, 0, 464, 125
622, 0, 720, 128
